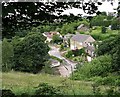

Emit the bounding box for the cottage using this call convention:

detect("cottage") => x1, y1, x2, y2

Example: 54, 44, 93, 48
70, 33, 95, 50
43, 31, 62, 42
63, 33, 73, 47
70, 33, 95, 61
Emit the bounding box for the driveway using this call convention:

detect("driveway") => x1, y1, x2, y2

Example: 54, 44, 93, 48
48, 45, 77, 77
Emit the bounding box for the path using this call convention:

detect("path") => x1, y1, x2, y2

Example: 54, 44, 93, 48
48, 45, 77, 77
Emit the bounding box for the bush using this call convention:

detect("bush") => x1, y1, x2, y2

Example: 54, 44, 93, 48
65, 50, 73, 58
52, 34, 62, 44
72, 48, 85, 56
71, 55, 112, 80
2, 89, 16, 97
2, 38, 14, 72
91, 76, 120, 86
101, 26, 107, 33
60, 44, 64, 51
35, 83, 62, 96
42, 61, 54, 74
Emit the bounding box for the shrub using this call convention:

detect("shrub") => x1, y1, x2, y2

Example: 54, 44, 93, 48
101, 26, 107, 33
35, 83, 62, 96
2, 38, 14, 72
60, 44, 64, 51
92, 76, 120, 86
2, 89, 15, 97
65, 50, 73, 58
52, 34, 62, 44
71, 55, 112, 80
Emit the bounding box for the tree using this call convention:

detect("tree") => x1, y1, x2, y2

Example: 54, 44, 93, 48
112, 46, 120, 71
72, 55, 112, 79
52, 34, 62, 44
97, 34, 120, 71
2, 1, 104, 38
111, 18, 120, 30
13, 32, 50, 73
2, 38, 14, 72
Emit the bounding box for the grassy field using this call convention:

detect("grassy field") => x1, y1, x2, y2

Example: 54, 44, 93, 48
79, 27, 119, 41
1, 71, 111, 95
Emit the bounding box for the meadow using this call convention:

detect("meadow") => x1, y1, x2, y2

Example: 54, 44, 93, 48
1, 71, 111, 95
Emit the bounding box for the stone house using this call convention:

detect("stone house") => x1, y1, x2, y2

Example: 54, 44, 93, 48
70, 33, 95, 61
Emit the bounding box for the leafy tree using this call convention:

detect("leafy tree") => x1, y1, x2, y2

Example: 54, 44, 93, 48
61, 23, 75, 35
100, 11, 107, 16
90, 15, 111, 27
2, 38, 14, 72
97, 34, 120, 71
11, 36, 21, 46
72, 55, 112, 79
111, 18, 120, 30
2, 1, 104, 38
52, 34, 62, 44
13, 32, 50, 73
112, 46, 120, 71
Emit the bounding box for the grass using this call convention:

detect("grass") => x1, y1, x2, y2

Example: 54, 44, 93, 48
79, 26, 119, 41
1, 71, 114, 95
1, 71, 93, 95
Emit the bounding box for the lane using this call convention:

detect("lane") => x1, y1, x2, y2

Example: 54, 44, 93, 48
48, 45, 77, 77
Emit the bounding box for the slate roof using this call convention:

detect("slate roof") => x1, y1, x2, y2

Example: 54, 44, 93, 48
77, 24, 84, 30
86, 46, 95, 51
71, 33, 92, 42
64, 33, 74, 40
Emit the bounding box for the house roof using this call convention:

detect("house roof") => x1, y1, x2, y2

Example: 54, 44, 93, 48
77, 24, 84, 29
71, 33, 94, 42
43, 31, 60, 38
64, 33, 74, 40
86, 46, 95, 51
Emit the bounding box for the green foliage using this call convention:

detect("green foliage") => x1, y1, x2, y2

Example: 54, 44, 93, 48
2, 89, 15, 97
71, 55, 112, 80
50, 56, 63, 63
60, 44, 64, 51
35, 83, 62, 96
65, 50, 73, 58
101, 26, 107, 33
97, 34, 120, 71
52, 34, 62, 44
65, 49, 85, 59
61, 24, 75, 35
91, 83, 101, 95
90, 15, 111, 27
42, 61, 54, 74
111, 18, 120, 30
11, 36, 21, 46
72, 56, 85, 62
2, 38, 14, 72
106, 86, 120, 96
0, 41, 2, 71
73, 48, 85, 56
13, 32, 49, 73
32, 25, 54, 33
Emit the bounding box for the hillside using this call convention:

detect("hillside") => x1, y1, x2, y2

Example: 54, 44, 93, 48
2, 71, 110, 95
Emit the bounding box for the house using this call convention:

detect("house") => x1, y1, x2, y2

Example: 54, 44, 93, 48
43, 31, 62, 42
70, 33, 95, 50
63, 33, 73, 47
77, 24, 89, 32
70, 33, 95, 61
